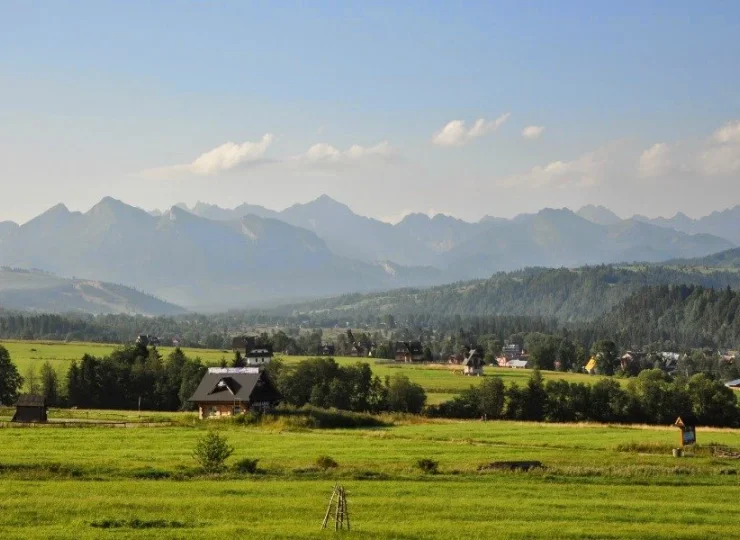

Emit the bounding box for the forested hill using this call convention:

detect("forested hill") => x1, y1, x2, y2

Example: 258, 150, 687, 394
664, 247, 740, 269
0, 268, 185, 316
276, 265, 740, 324
592, 285, 740, 349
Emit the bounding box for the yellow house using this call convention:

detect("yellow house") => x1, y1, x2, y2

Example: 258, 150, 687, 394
585, 357, 597, 374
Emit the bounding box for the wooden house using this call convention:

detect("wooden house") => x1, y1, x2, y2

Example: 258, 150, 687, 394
462, 349, 485, 375
502, 344, 523, 360
318, 344, 336, 356
232, 336, 257, 352
188, 367, 281, 419
395, 341, 424, 362
11, 394, 47, 423
620, 351, 647, 371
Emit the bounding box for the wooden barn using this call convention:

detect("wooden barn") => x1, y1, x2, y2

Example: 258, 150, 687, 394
188, 367, 281, 419
12, 394, 47, 423
395, 341, 424, 362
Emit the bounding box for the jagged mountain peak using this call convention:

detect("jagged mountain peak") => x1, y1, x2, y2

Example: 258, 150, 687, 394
576, 204, 623, 226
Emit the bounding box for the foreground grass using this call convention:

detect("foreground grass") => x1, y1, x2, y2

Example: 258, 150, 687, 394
2, 415, 740, 538
2, 476, 739, 539
2, 416, 740, 538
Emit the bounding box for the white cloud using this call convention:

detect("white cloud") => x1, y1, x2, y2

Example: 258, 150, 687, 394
638, 142, 671, 178
144, 134, 274, 177
713, 120, 740, 144
500, 146, 612, 189
521, 126, 545, 140
298, 141, 396, 164
432, 113, 510, 147
636, 120, 740, 178
698, 120, 740, 175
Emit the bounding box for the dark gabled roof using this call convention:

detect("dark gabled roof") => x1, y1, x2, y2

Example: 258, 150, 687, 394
246, 348, 273, 358
15, 394, 46, 407
409, 341, 423, 354
188, 368, 280, 403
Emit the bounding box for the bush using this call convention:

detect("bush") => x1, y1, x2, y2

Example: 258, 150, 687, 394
274, 404, 388, 429
416, 458, 439, 474
386, 374, 427, 414
193, 432, 233, 473
316, 455, 339, 471
232, 458, 259, 474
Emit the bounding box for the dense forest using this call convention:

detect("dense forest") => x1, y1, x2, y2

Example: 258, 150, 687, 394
592, 285, 740, 349
274, 265, 740, 324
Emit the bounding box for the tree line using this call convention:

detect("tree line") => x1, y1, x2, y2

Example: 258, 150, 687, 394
1, 344, 427, 416
430, 369, 739, 427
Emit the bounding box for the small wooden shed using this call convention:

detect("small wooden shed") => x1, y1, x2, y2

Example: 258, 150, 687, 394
12, 394, 48, 423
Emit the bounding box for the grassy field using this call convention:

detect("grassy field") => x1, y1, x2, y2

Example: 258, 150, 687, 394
1, 340, 604, 404
1, 412, 740, 538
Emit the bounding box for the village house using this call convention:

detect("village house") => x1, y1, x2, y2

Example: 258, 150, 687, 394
502, 344, 524, 360
507, 359, 529, 369
395, 341, 424, 362
585, 356, 598, 374
11, 394, 47, 423
318, 343, 336, 356
462, 348, 485, 375
497, 343, 529, 368
350, 340, 374, 357
245, 347, 273, 366
620, 351, 647, 371
447, 352, 465, 365
189, 367, 281, 419
232, 335, 256, 352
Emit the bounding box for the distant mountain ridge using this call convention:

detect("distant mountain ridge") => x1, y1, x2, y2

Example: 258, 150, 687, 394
179, 197, 733, 276
0, 196, 735, 312
630, 206, 740, 245
0, 198, 443, 310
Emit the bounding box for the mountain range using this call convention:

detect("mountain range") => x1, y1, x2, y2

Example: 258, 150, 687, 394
0, 196, 737, 312
576, 204, 740, 246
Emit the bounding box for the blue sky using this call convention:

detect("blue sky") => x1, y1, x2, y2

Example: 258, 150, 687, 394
1, 1, 739, 223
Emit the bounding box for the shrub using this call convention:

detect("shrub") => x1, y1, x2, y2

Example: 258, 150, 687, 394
232, 458, 259, 474
193, 432, 233, 473
273, 404, 388, 429
386, 374, 427, 414
316, 455, 339, 471
416, 458, 439, 474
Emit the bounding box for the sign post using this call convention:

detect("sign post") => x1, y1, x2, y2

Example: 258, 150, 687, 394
674, 416, 696, 456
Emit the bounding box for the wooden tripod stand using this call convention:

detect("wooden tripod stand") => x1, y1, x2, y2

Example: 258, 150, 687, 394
321, 484, 350, 531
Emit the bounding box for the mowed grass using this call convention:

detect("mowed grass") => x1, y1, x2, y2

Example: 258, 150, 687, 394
2, 417, 740, 538
2, 340, 605, 402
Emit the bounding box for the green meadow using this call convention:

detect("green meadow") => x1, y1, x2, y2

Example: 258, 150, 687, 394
4, 340, 739, 538
2, 339, 603, 406
1, 413, 740, 539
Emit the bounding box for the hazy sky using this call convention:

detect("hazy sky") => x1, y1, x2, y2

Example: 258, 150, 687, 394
1, 1, 739, 224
